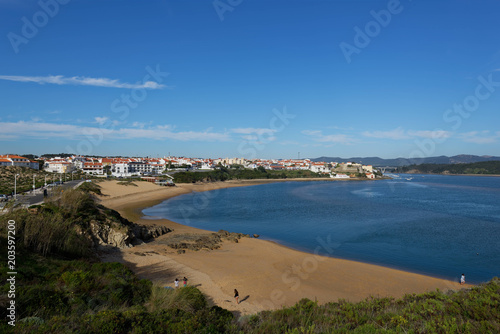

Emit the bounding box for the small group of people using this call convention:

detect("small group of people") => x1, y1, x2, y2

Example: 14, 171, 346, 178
174, 277, 188, 288
173, 277, 241, 305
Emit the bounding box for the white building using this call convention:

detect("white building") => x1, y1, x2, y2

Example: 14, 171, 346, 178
112, 163, 132, 177
310, 163, 329, 174
45, 160, 74, 173
0, 155, 40, 170
199, 161, 214, 170
83, 162, 104, 175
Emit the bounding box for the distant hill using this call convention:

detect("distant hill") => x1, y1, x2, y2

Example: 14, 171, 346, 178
311, 155, 500, 167
396, 161, 500, 175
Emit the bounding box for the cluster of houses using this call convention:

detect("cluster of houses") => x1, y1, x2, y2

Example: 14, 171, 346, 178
0, 155, 40, 170
1, 154, 380, 179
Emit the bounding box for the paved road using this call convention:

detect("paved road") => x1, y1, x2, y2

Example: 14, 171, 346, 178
9, 180, 82, 207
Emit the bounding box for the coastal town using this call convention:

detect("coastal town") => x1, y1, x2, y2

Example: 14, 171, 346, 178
3, 0, 499, 331
0, 154, 381, 180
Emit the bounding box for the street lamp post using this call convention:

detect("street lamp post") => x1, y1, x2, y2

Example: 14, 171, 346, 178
44, 174, 47, 187
33, 174, 36, 195
14, 174, 19, 200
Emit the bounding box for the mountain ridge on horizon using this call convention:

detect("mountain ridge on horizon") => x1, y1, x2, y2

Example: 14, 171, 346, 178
310, 154, 500, 167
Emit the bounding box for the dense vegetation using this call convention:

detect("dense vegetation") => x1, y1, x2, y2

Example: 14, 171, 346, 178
173, 166, 329, 183
396, 161, 500, 175
0, 187, 123, 257
236, 284, 500, 333
0, 188, 234, 333
39, 153, 76, 159
1, 187, 499, 333
77, 181, 104, 196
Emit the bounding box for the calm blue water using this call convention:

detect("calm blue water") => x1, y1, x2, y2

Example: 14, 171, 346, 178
143, 175, 500, 283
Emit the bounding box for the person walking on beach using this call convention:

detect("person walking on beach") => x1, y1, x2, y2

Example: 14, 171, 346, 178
174, 278, 179, 289
234, 289, 239, 304
461, 273, 465, 285
183, 277, 188, 287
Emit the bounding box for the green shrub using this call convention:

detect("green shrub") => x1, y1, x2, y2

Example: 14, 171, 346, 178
147, 285, 207, 313
77, 181, 102, 195
1, 207, 92, 258
117, 181, 138, 186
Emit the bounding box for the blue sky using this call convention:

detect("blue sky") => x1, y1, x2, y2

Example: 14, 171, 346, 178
1, 0, 500, 159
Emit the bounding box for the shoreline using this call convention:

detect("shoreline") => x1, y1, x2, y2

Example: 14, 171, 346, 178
101, 177, 380, 222
98, 179, 468, 315
398, 172, 500, 177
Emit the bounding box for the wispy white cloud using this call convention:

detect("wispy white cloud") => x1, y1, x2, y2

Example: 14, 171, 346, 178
241, 135, 258, 141
94, 117, 109, 125
0, 121, 229, 142
231, 127, 277, 135
302, 130, 321, 137
408, 130, 452, 139
326, 125, 354, 131
302, 130, 355, 144
231, 127, 277, 144
362, 127, 409, 140
0, 75, 165, 89
0, 121, 83, 140
459, 131, 500, 144
279, 140, 300, 146
132, 121, 149, 128
114, 127, 229, 141
362, 128, 452, 140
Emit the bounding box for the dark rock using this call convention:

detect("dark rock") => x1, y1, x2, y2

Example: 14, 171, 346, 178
131, 224, 172, 241
253, 234, 260, 238
218, 229, 230, 236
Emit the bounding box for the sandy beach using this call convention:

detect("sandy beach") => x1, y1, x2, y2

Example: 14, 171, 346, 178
98, 180, 468, 316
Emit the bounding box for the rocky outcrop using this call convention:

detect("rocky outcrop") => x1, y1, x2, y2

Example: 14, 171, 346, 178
88, 220, 172, 249
131, 224, 171, 241
90, 220, 132, 249
158, 229, 249, 253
